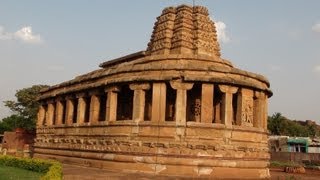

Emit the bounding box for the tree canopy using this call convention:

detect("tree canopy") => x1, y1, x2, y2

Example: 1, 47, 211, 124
268, 112, 319, 137
0, 85, 48, 134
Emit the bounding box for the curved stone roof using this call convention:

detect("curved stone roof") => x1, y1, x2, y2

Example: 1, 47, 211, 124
39, 5, 272, 99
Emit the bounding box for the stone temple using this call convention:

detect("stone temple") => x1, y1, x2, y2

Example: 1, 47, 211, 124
35, 5, 272, 179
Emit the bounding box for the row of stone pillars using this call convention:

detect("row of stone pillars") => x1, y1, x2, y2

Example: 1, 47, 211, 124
37, 81, 268, 129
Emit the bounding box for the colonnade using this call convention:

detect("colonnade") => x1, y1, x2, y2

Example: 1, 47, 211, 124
37, 81, 268, 129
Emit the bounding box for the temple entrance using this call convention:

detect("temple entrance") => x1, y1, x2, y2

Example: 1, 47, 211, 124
144, 87, 152, 121
42, 105, 48, 125
99, 94, 107, 121
52, 102, 56, 125
72, 99, 78, 124
84, 97, 90, 123
213, 86, 223, 123
166, 83, 176, 121
117, 85, 133, 120
187, 83, 201, 122
61, 100, 66, 124
232, 93, 238, 125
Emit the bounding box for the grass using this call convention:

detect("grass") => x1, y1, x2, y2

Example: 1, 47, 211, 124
0, 165, 45, 180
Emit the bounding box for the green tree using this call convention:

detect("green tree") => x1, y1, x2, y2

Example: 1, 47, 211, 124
268, 112, 320, 137
0, 84, 48, 133
306, 124, 317, 137
0, 115, 26, 134
268, 112, 286, 135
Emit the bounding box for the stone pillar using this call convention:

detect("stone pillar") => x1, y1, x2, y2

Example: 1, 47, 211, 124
105, 87, 120, 122
89, 90, 101, 124
45, 105, 50, 126
47, 100, 55, 126
218, 85, 238, 127
170, 80, 194, 125
236, 88, 254, 127
37, 104, 46, 127
151, 83, 166, 123
55, 97, 64, 126
130, 83, 151, 122
65, 96, 75, 126
254, 92, 268, 130
76, 93, 87, 124
263, 94, 269, 130
254, 91, 264, 128
201, 83, 214, 123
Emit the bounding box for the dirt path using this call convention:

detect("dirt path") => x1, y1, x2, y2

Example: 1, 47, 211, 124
62, 164, 188, 180
63, 164, 320, 180
270, 168, 320, 180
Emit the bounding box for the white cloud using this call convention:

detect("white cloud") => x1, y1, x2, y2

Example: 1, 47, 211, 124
14, 26, 42, 43
312, 23, 320, 33
0, 25, 42, 44
215, 21, 231, 43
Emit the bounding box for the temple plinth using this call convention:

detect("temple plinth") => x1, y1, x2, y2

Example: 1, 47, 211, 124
34, 5, 272, 179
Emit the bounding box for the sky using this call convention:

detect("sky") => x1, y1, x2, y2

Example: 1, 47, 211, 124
0, 0, 319, 123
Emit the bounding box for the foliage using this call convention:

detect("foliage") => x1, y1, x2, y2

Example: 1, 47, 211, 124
0, 84, 48, 132
0, 115, 29, 134
268, 112, 320, 137
41, 162, 63, 180
270, 161, 301, 168
303, 160, 320, 167
0, 165, 44, 180
268, 113, 286, 136
0, 155, 62, 180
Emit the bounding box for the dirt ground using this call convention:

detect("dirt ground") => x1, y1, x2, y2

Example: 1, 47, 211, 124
63, 164, 320, 180
270, 168, 320, 180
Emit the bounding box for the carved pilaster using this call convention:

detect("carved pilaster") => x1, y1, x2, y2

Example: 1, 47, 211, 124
130, 83, 151, 122
263, 94, 269, 130
219, 85, 238, 127
236, 88, 254, 127
170, 80, 194, 125
55, 98, 64, 126
76, 93, 87, 124
37, 105, 46, 127
89, 90, 102, 124
105, 86, 120, 122
46, 100, 55, 126
65, 95, 75, 126
201, 83, 214, 123
151, 83, 166, 123
254, 91, 268, 130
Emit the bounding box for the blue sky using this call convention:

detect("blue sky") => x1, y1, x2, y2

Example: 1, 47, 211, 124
0, 0, 320, 122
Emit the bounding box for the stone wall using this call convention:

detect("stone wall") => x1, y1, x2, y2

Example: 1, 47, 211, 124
271, 152, 320, 163
1, 131, 34, 156
34, 80, 270, 178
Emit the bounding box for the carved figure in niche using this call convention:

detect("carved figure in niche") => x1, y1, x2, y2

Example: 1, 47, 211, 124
242, 98, 253, 124
190, 98, 201, 119
166, 86, 176, 121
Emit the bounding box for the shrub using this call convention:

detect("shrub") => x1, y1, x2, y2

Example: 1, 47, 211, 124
0, 155, 62, 179
303, 160, 320, 167
41, 161, 62, 180
270, 161, 301, 168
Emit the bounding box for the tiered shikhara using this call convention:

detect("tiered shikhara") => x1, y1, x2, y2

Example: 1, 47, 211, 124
35, 5, 272, 179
